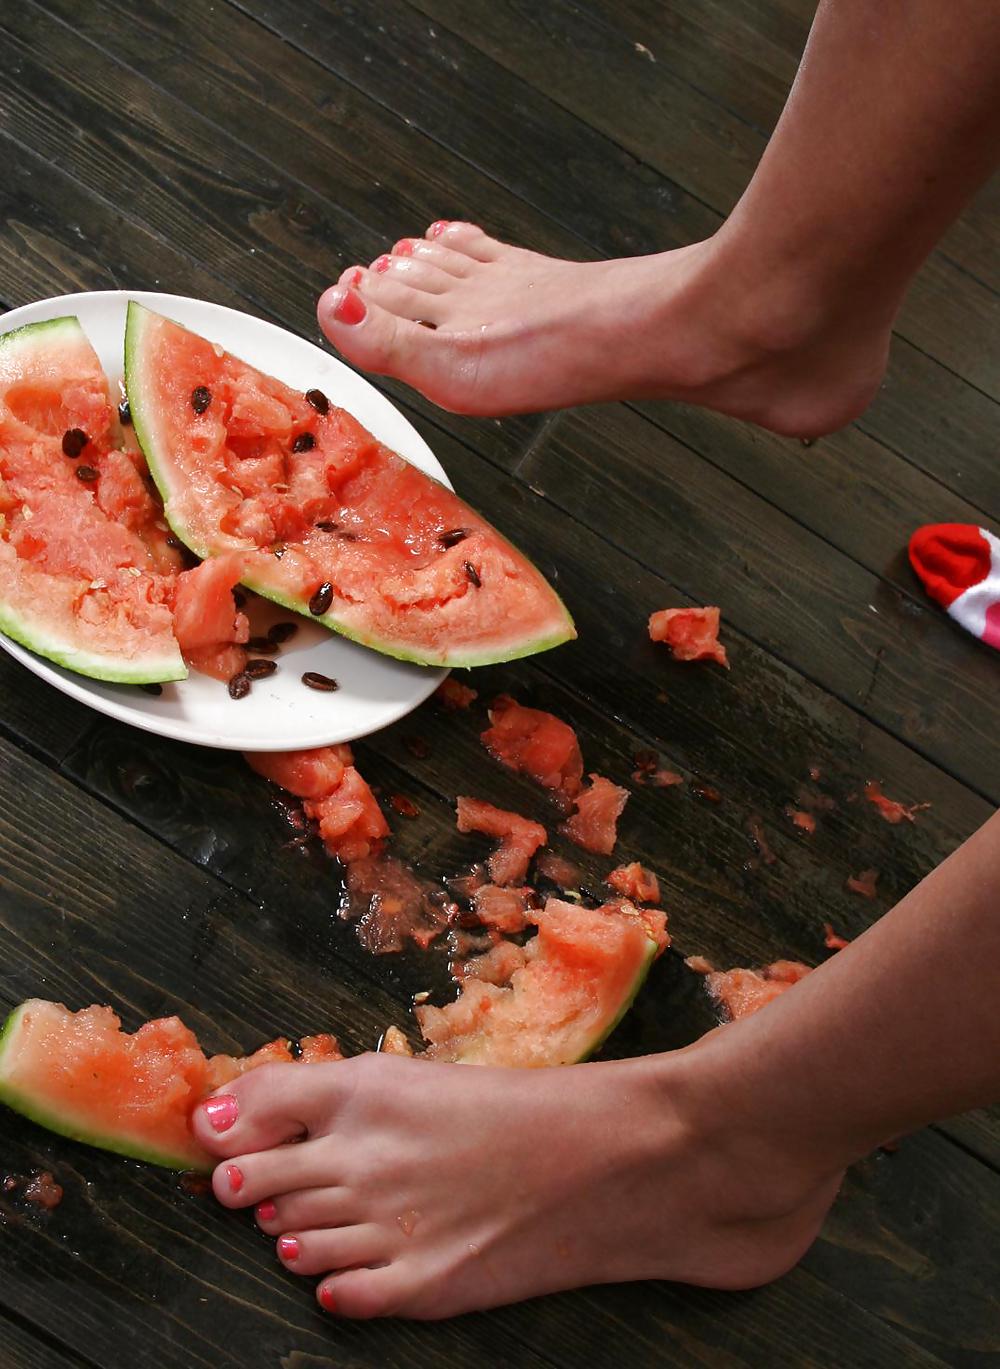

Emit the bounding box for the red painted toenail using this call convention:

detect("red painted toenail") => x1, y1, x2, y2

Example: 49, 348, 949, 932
333, 290, 366, 325
256, 1200, 276, 1223
349, 267, 363, 287
392, 239, 414, 256
203, 1095, 238, 1133
225, 1164, 244, 1194
278, 1235, 301, 1262
428, 220, 451, 238
319, 1283, 336, 1313
372, 254, 391, 274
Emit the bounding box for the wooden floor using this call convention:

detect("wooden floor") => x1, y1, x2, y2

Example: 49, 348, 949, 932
0, 0, 998, 1365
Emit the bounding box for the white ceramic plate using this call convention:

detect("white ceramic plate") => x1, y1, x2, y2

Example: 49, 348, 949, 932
0, 290, 449, 750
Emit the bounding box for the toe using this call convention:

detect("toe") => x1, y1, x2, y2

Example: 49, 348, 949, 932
426, 221, 505, 262
255, 1185, 357, 1235
277, 1222, 390, 1278
191, 1060, 344, 1159
407, 240, 479, 277
354, 274, 446, 326
317, 1266, 409, 1320
366, 255, 457, 296
317, 287, 452, 391
211, 1136, 344, 1210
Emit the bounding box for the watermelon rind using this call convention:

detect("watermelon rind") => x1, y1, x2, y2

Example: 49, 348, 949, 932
0, 1001, 208, 1172
0, 317, 188, 685
123, 301, 575, 669
451, 932, 658, 1067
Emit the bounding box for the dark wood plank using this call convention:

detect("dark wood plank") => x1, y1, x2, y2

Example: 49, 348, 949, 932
519, 404, 1000, 802
0, 1314, 94, 1369
0, 652, 95, 765
405, 0, 1000, 401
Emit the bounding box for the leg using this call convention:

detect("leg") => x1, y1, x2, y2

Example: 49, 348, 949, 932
192, 810, 1000, 1319
318, 0, 1000, 432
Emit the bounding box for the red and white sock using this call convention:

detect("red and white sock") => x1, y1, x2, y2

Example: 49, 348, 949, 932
909, 523, 1000, 652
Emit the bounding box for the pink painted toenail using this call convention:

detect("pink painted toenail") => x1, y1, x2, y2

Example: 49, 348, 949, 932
333, 290, 366, 325
256, 1200, 277, 1223
319, 1283, 336, 1313
392, 239, 414, 256
428, 220, 451, 238
225, 1164, 244, 1194
349, 267, 363, 287
278, 1235, 300, 1263
202, 1095, 238, 1133
372, 254, 391, 274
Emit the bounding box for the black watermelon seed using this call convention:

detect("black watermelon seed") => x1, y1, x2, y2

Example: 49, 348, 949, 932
272, 544, 286, 559
232, 587, 247, 608
166, 534, 182, 550
118, 399, 132, 426
414, 319, 437, 330
245, 658, 278, 679
305, 388, 329, 415
245, 636, 279, 654
267, 621, 298, 644
75, 464, 99, 482
309, 582, 333, 615
438, 527, 469, 548
464, 561, 481, 587
302, 671, 339, 692
292, 431, 316, 453
190, 385, 212, 415
62, 428, 89, 458
140, 682, 163, 696
314, 520, 339, 532
228, 672, 251, 699
287, 1037, 304, 1059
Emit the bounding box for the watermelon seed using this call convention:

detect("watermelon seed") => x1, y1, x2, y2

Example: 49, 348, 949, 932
191, 385, 212, 414
272, 544, 287, 559
292, 432, 316, 453
75, 464, 99, 482
118, 399, 132, 426
61, 428, 89, 458
414, 320, 437, 329
228, 672, 252, 699
267, 621, 298, 644
438, 527, 470, 548
287, 1038, 304, 1058
315, 520, 339, 532
464, 561, 482, 587
245, 658, 278, 679
166, 534, 183, 549
140, 683, 163, 696
305, 388, 330, 415
309, 582, 334, 615
246, 636, 279, 654
302, 671, 339, 691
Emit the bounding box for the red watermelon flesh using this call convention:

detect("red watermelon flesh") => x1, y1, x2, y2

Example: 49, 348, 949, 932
649, 606, 729, 668
455, 796, 547, 885
481, 696, 584, 798
560, 774, 630, 855
246, 744, 389, 863
125, 304, 575, 668
705, 960, 812, 1021
0, 1000, 342, 1171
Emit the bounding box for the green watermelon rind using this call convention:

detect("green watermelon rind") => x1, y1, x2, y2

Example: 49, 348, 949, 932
453, 933, 658, 1066
0, 317, 188, 686
123, 301, 576, 669
0, 1002, 210, 1173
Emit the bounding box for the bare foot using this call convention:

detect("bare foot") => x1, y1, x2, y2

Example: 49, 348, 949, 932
191, 1040, 842, 1320
317, 222, 890, 436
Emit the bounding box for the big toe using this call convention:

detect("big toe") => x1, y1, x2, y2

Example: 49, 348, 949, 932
317, 286, 463, 406
318, 1265, 412, 1320
191, 1060, 343, 1159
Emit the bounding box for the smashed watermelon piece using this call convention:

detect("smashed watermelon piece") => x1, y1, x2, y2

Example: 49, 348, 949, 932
846, 868, 879, 899
822, 923, 851, 951
481, 695, 584, 798
559, 773, 629, 855
471, 883, 536, 934
245, 743, 388, 862
606, 862, 660, 904
864, 780, 930, 825
705, 960, 811, 1021
649, 606, 729, 668
436, 677, 478, 710
456, 796, 547, 886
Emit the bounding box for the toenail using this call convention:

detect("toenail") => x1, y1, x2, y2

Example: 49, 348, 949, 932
349, 267, 364, 287
202, 1095, 238, 1133
225, 1164, 244, 1194
428, 220, 451, 238
333, 290, 366, 325
372, 254, 391, 274
319, 1282, 336, 1313
278, 1235, 301, 1263
392, 239, 414, 256
256, 1200, 276, 1223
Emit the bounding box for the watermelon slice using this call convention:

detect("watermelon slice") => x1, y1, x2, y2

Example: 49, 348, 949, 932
124, 303, 575, 667
416, 898, 660, 1066
0, 318, 187, 683
0, 1000, 341, 1171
